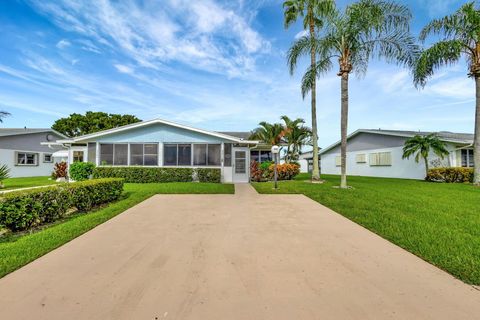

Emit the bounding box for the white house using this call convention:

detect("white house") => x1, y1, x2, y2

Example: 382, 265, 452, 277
50, 118, 263, 183
319, 129, 474, 180
0, 128, 67, 177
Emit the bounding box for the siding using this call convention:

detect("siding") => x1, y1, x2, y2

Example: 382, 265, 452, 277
0, 132, 64, 152
324, 132, 408, 155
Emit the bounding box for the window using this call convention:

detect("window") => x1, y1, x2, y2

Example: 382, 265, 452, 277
130, 143, 158, 166
73, 151, 84, 162
461, 149, 474, 167
178, 144, 192, 166
43, 153, 53, 163
114, 144, 128, 165
208, 144, 221, 166
100, 144, 113, 165
356, 154, 366, 163
16, 152, 38, 166
335, 156, 341, 167
130, 144, 144, 165
164, 144, 177, 166
260, 150, 272, 162
193, 144, 207, 165
250, 150, 260, 163
224, 143, 232, 166
88, 143, 96, 163
369, 152, 392, 166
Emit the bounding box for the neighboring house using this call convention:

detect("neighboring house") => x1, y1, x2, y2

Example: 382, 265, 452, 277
298, 151, 321, 173
320, 129, 474, 179
52, 119, 260, 183
0, 128, 67, 177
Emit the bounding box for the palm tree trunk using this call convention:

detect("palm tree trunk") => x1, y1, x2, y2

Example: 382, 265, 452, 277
474, 75, 480, 185
340, 72, 349, 188
424, 156, 429, 179
309, 8, 320, 181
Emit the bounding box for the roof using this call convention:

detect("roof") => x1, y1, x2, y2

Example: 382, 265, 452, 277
56, 118, 259, 144
0, 128, 67, 138
320, 129, 474, 155
217, 131, 252, 140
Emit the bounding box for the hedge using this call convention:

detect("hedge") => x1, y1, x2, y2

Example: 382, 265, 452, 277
69, 161, 96, 181
196, 168, 221, 183
0, 178, 124, 232
93, 167, 221, 183
426, 167, 474, 183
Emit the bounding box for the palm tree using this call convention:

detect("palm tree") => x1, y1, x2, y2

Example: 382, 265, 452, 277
281, 115, 312, 162
250, 121, 285, 146
294, 0, 418, 188
402, 134, 450, 178
413, 2, 480, 185
0, 111, 10, 123
284, 0, 335, 181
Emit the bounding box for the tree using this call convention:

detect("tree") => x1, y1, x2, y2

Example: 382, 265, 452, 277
249, 121, 285, 146
280, 115, 312, 162
402, 134, 450, 177
284, 0, 335, 181
0, 111, 10, 123
297, 0, 418, 188
52, 111, 141, 137
413, 2, 480, 185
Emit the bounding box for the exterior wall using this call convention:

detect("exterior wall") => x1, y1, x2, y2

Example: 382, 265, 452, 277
0, 132, 65, 178
320, 143, 458, 180
326, 132, 408, 154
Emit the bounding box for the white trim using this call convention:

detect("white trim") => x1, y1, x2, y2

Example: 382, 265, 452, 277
56, 118, 259, 144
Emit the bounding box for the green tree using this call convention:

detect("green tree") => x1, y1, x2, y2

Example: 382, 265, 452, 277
249, 121, 285, 146
284, 0, 335, 181
295, 0, 418, 188
0, 111, 10, 123
402, 134, 450, 178
413, 2, 480, 185
0, 164, 10, 188
52, 111, 141, 137
281, 115, 312, 162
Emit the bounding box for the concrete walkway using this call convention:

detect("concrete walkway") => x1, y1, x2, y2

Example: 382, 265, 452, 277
0, 184, 479, 319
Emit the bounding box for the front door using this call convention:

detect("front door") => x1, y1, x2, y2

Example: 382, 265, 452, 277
232, 147, 249, 183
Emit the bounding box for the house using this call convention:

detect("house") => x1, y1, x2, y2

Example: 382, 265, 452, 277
319, 129, 474, 179
52, 118, 262, 183
298, 151, 321, 173
0, 128, 67, 177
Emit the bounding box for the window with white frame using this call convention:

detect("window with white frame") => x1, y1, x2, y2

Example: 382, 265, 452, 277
335, 156, 341, 167
369, 152, 392, 166
43, 153, 53, 163
356, 153, 366, 163
128, 143, 158, 166
164, 143, 221, 167
461, 149, 474, 167
100, 143, 157, 166
16, 152, 38, 166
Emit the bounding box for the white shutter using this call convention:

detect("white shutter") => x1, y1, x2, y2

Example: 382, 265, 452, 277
356, 153, 366, 163
335, 156, 341, 167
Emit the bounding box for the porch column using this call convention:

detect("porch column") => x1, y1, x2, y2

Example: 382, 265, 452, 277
158, 142, 163, 166
95, 142, 100, 166
221, 142, 225, 183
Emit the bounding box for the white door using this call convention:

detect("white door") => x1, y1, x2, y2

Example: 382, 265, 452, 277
232, 147, 249, 183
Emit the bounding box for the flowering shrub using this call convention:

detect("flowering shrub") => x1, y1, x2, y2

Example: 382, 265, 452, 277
53, 161, 68, 179
426, 167, 473, 183
250, 160, 300, 182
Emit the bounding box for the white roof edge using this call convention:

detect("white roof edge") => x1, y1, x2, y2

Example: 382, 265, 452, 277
320, 129, 472, 155
0, 128, 68, 139
56, 118, 257, 144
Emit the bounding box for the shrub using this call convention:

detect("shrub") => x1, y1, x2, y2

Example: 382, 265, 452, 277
259, 161, 274, 171
426, 167, 474, 183
196, 168, 221, 183
0, 178, 124, 232
92, 167, 194, 183
53, 161, 68, 179
250, 161, 266, 182
69, 162, 96, 181
0, 164, 10, 188
266, 163, 300, 180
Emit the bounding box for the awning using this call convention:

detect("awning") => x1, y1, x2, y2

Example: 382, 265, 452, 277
52, 150, 68, 158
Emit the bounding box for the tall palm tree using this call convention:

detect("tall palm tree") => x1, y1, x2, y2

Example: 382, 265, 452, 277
250, 121, 285, 146
413, 2, 480, 185
284, 0, 335, 181
402, 134, 450, 178
0, 111, 10, 123
281, 115, 312, 162
295, 0, 418, 188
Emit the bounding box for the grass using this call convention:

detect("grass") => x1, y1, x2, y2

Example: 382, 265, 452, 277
253, 173, 480, 285
1, 176, 57, 191
0, 182, 233, 278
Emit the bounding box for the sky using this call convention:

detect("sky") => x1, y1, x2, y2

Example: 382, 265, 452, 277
0, 0, 475, 148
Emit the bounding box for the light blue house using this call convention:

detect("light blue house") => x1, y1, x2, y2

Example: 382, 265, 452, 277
53, 118, 260, 183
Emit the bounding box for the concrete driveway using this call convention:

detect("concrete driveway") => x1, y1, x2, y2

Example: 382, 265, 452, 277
0, 184, 479, 319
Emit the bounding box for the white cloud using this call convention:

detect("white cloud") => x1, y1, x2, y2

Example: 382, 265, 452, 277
114, 64, 134, 74
294, 30, 307, 39
56, 39, 71, 49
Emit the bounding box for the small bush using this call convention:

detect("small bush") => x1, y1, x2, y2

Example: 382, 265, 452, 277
426, 167, 474, 183
250, 161, 265, 182
196, 168, 221, 183
0, 164, 10, 188
52, 161, 68, 179
93, 167, 194, 183
69, 162, 96, 181
0, 178, 124, 232
259, 161, 274, 171
266, 163, 300, 180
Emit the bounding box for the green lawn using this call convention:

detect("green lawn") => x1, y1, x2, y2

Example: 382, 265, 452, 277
1, 176, 57, 191
0, 182, 233, 278
253, 173, 480, 285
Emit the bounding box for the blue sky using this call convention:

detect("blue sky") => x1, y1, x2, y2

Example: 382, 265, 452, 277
0, 0, 475, 147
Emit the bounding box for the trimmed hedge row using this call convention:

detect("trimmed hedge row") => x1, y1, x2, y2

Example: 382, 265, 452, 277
93, 167, 221, 183
426, 167, 474, 183
0, 178, 124, 232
